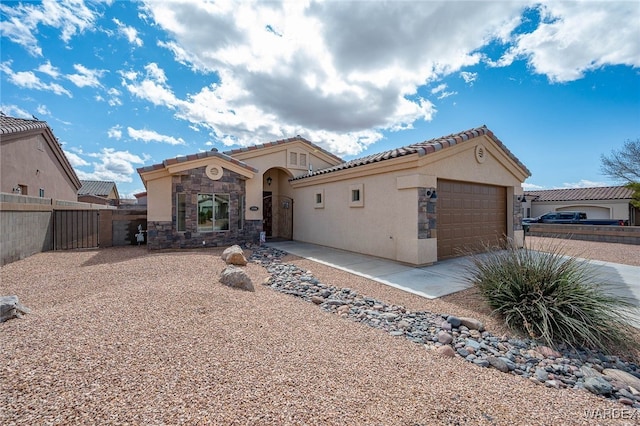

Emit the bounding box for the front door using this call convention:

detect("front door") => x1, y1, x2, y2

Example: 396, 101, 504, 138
263, 192, 273, 236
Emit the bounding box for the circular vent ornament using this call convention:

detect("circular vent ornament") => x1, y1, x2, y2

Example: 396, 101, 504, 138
475, 144, 487, 164
205, 164, 223, 180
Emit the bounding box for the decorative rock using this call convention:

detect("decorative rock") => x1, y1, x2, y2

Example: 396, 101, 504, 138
446, 315, 461, 327
580, 365, 603, 379
221, 245, 248, 266
458, 317, 484, 331
473, 358, 490, 368
584, 377, 613, 396
248, 244, 640, 409
0, 295, 30, 322
618, 397, 634, 406
535, 367, 549, 383
536, 345, 561, 358
488, 356, 510, 373
219, 265, 254, 291
437, 331, 453, 345
437, 345, 455, 357
603, 368, 640, 391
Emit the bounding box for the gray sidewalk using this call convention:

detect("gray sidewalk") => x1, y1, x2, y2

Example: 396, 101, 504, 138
265, 240, 640, 326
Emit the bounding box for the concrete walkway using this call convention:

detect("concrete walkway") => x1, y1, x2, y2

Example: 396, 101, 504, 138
265, 240, 475, 299
265, 240, 640, 326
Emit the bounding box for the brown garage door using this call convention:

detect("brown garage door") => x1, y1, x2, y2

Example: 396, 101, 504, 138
437, 179, 506, 259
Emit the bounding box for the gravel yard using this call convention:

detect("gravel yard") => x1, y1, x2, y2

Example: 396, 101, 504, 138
2, 237, 639, 425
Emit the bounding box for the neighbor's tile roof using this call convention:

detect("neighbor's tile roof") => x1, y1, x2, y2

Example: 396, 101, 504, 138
525, 186, 633, 202
0, 114, 49, 134
137, 149, 258, 174
78, 180, 117, 197
224, 136, 343, 163
291, 125, 530, 180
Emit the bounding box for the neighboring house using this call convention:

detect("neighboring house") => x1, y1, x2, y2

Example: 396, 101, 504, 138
78, 180, 120, 205
134, 191, 147, 206
0, 114, 81, 200
523, 186, 639, 225
138, 126, 531, 265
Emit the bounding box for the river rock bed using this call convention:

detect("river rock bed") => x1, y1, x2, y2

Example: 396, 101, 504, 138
249, 244, 640, 409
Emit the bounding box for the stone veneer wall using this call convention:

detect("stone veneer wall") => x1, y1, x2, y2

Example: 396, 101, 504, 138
513, 195, 524, 231
417, 188, 437, 239
146, 166, 262, 250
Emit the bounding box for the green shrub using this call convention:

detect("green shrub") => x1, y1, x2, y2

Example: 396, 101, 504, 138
465, 239, 638, 353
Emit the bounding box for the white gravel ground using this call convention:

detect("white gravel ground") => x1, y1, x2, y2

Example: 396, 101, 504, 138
2, 238, 639, 425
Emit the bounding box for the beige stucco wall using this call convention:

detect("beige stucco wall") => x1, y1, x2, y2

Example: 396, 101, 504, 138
291, 136, 527, 265
1, 133, 78, 201
146, 176, 173, 221
230, 142, 340, 223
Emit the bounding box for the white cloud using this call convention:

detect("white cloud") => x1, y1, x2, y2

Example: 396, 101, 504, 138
0, 103, 33, 119
108, 125, 123, 140
460, 71, 477, 85
77, 148, 146, 183
0, 61, 72, 97
121, 63, 179, 108
66, 64, 105, 88
496, 2, 640, 82
64, 150, 90, 167
36, 104, 51, 116
37, 61, 61, 79
560, 179, 610, 189
113, 17, 143, 47
0, 0, 100, 57
127, 127, 185, 145
139, 0, 527, 155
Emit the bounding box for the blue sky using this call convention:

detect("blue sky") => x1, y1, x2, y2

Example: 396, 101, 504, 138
1, 0, 639, 198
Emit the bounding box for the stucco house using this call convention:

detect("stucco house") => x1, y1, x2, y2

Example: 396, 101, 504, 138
78, 180, 121, 206
1, 114, 81, 201
523, 186, 638, 226
138, 125, 530, 265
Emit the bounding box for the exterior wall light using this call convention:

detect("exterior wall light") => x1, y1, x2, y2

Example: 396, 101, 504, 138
266, 176, 272, 186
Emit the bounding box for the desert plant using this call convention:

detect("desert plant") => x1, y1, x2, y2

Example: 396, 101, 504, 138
465, 239, 638, 353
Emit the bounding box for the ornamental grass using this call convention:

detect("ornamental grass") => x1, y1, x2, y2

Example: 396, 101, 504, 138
465, 239, 639, 353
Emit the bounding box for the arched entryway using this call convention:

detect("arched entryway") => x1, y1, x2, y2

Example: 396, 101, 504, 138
262, 167, 294, 241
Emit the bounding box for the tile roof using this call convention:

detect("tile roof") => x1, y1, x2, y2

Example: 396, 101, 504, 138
0, 114, 49, 134
78, 180, 118, 197
525, 186, 633, 202
137, 149, 258, 174
224, 135, 343, 163
291, 125, 530, 180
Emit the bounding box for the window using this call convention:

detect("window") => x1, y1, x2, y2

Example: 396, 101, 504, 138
349, 183, 364, 207
290, 152, 298, 165
198, 193, 230, 232
299, 153, 307, 167
176, 193, 186, 232
314, 190, 324, 209
39, 188, 45, 198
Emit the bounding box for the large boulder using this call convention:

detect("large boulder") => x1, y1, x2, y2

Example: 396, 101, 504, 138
1, 295, 31, 322
220, 265, 255, 292
221, 245, 248, 266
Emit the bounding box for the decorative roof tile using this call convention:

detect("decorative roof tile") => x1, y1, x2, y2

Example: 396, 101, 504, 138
136, 149, 258, 175
0, 115, 49, 134
291, 125, 530, 180
224, 135, 343, 163
525, 186, 633, 202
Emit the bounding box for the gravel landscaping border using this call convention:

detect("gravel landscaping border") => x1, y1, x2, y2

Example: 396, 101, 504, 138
1, 237, 639, 425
